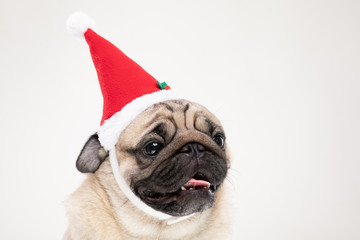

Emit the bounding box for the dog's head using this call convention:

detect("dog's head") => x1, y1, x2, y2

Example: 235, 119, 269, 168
76, 99, 230, 216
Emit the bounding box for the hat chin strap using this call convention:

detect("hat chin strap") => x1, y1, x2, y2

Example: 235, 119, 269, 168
109, 148, 194, 225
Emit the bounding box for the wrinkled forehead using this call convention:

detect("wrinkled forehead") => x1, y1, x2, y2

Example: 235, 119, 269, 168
118, 99, 223, 145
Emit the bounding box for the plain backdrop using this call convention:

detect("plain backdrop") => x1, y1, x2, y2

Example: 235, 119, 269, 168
1, 0, 360, 239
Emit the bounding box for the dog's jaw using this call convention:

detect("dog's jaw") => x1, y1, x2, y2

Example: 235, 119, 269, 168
109, 148, 195, 224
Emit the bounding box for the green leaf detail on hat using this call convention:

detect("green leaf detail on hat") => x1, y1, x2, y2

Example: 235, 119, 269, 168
157, 81, 169, 90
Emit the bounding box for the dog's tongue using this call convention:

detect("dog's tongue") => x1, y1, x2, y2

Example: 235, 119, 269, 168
183, 178, 211, 189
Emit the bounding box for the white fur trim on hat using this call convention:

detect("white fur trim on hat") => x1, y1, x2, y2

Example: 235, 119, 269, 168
98, 89, 180, 151
66, 11, 96, 39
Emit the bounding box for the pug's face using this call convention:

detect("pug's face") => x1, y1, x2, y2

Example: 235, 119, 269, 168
77, 99, 230, 216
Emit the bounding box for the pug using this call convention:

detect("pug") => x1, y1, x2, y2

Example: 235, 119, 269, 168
63, 99, 232, 240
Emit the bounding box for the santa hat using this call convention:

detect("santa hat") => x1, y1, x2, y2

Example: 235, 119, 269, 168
67, 12, 193, 224
67, 11, 179, 151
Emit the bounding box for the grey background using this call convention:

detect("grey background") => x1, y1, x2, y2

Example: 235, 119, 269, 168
1, 0, 359, 239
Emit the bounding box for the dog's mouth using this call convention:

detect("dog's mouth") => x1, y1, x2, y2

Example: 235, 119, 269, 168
137, 174, 220, 204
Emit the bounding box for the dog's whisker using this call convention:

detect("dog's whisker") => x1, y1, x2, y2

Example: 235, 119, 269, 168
114, 199, 129, 212
225, 176, 235, 189
229, 167, 241, 175
227, 172, 239, 181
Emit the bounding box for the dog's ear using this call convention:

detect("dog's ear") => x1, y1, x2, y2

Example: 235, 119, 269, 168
76, 133, 108, 173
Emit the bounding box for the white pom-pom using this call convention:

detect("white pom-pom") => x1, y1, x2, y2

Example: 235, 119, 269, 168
66, 11, 96, 39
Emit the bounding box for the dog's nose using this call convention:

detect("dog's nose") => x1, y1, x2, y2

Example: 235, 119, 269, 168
178, 142, 206, 157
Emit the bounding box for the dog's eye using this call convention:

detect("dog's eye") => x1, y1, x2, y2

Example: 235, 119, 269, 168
213, 134, 225, 149
144, 141, 164, 156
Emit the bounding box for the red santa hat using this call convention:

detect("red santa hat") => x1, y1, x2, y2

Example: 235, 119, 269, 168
67, 12, 179, 151
67, 12, 192, 223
